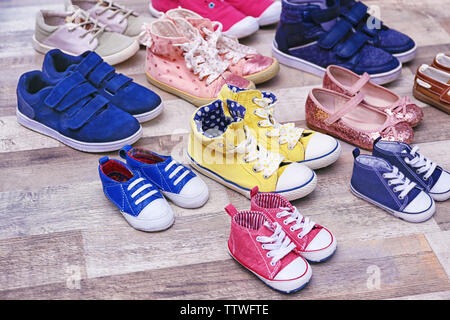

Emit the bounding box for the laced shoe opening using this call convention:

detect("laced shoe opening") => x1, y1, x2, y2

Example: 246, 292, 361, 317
101, 160, 134, 182
234, 211, 267, 230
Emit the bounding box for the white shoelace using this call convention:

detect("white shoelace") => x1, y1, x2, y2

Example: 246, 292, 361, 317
127, 178, 157, 205
402, 146, 437, 180
252, 97, 304, 150
173, 30, 229, 86
256, 222, 296, 266
94, 0, 136, 23
202, 22, 257, 65
276, 207, 315, 239
67, 9, 106, 43
229, 127, 284, 179
382, 166, 416, 200
164, 160, 190, 186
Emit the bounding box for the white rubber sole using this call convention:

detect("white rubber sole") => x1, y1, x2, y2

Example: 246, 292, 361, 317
228, 248, 312, 293
272, 42, 403, 85
148, 3, 164, 18
32, 35, 140, 66
430, 189, 450, 202
188, 154, 317, 201
162, 184, 210, 209
257, 2, 282, 26
222, 16, 260, 39
17, 108, 143, 153
121, 210, 175, 232
350, 184, 436, 223
393, 44, 417, 64
300, 237, 337, 263
300, 141, 342, 170
133, 101, 164, 123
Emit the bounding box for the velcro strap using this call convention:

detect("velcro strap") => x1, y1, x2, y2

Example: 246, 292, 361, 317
76, 52, 103, 77
67, 95, 108, 130
88, 62, 116, 86
440, 87, 450, 104
341, 1, 368, 25
308, 0, 340, 24
44, 72, 86, 108
104, 74, 132, 94
325, 92, 365, 125
348, 72, 370, 95
336, 31, 369, 58
55, 82, 98, 112
318, 19, 352, 50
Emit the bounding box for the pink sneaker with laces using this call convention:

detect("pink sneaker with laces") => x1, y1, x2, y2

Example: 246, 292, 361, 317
225, 204, 312, 293
140, 18, 254, 106
225, 0, 282, 26
250, 187, 337, 263
164, 8, 279, 84
149, 0, 259, 39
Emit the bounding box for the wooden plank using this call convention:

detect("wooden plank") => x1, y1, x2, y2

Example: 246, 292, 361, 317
425, 231, 450, 277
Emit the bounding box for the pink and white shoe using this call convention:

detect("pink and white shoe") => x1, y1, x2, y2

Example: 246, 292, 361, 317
250, 187, 337, 262
149, 0, 259, 39
164, 8, 279, 84
225, 0, 282, 26
225, 204, 312, 293
323, 65, 424, 127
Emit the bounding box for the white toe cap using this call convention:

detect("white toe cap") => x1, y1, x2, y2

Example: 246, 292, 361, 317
171, 176, 209, 208
223, 16, 259, 39
276, 163, 315, 192
304, 133, 339, 161
403, 191, 433, 213
274, 257, 309, 280
125, 198, 174, 231
257, 1, 282, 26
305, 228, 333, 251
430, 170, 450, 194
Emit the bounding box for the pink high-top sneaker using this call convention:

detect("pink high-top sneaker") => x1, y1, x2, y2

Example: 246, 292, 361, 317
225, 0, 282, 26
164, 8, 279, 84
140, 18, 254, 106
149, 0, 259, 39
250, 186, 337, 263
225, 204, 312, 293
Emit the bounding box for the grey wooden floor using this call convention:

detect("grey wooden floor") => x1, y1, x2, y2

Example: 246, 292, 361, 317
0, 0, 449, 300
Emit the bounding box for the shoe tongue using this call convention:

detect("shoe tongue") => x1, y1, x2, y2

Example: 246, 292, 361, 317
258, 221, 276, 237
187, 17, 215, 34
171, 17, 200, 41
65, 8, 93, 30
224, 119, 247, 148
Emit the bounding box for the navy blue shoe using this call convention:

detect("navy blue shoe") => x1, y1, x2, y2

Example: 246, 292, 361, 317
339, 0, 417, 63
17, 71, 142, 152
119, 145, 209, 209
98, 157, 174, 232
42, 49, 163, 123
351, 148, 435, 223
273, 0, 401, 84
373, 139, 450, 202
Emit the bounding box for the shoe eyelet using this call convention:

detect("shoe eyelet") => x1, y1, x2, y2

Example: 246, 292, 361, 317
256, 236, 261, 241
290, 226, 295, 232
297, 234, 303, 239
266, 252, 271, 258
257, 121, 262, 127
423, 176, 428, 181
382, 174, 387, 178
270, 261, 275, 266
252, 167, 258, 173
398, 195, 404, 200
283, 220, 288, 225
388, 181, 392, 185
393, 188, 398, 192
263, 175, 270, 179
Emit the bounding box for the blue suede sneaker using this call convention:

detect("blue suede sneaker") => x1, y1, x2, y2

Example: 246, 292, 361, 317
98, 156, 174, 232
119, 145, 209, 209
350, 148, 435, 223
273, 0, 402, 84
17, 71, 142, 152
339, 0, 417, 63
42, 49, 163, 123
373, 139, 450, 202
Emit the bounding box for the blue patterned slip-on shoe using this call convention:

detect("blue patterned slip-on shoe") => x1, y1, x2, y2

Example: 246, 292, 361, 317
273, 0, 401, 85
42, 49, 163, 123
350, 148, 435, 223
119, 145, 209, 208
16, 71, 142, 153
339, 0, 417, 63
98, 157, 174, 231
373, 139, 450, 202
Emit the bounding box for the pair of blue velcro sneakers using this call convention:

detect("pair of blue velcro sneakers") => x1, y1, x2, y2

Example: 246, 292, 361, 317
273, 0, 416, 84
351, 138, 450, 223
16, 49, 163, 153
98, 145, 209, 232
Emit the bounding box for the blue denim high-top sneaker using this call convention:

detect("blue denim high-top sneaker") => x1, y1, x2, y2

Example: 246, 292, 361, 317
273, 0, 402, 84
339, 0, 416, 63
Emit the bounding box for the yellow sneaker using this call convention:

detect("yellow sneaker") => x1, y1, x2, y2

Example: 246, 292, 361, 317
218, 85, 341, 169
187, 99, 317, 201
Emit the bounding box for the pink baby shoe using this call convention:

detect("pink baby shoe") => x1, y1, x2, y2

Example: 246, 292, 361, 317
225, 0, 282, 26
164, 8, 279, 84
306, 89, 414, 151
323, 65, 423, 127
250, 187, 337, 262
149, 0, 259, 39
140, 18, 254, 107
225, 204, 312, 293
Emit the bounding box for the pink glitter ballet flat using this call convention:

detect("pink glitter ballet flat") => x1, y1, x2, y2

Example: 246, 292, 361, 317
305, 88, 414, 151
323, 65, 423, 127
